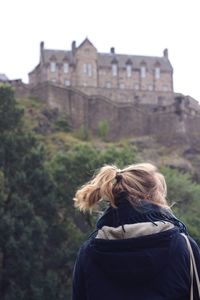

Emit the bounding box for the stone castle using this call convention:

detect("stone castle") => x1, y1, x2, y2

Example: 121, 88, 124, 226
4, 38, 200, 146
29, 38, 173, 94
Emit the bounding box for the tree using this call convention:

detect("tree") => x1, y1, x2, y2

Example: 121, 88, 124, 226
0, 86, 74, 299
0, 84, 23, 132
162, 166, 200, 244
49, 143, 137, 214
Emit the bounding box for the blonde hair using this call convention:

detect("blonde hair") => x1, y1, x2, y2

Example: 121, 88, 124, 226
73, 163, 169, 212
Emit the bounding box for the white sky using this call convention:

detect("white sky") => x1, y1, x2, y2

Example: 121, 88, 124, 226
1, 0, 200, 101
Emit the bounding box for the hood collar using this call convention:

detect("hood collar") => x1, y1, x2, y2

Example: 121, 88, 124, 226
96, 198, 187, 234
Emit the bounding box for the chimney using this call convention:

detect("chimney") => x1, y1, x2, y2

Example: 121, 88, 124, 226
72, 41, 76, 55
40, 41, 44, 63
40, 41, 44, 51
163, 48, 168, 59
110, 47, 115, 54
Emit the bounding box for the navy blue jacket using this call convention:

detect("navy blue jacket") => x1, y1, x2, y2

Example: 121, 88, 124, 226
72, 200, 200, 300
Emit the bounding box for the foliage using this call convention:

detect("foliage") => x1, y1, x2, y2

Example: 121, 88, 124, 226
1, 86, 200, 299
162, 167, 200, 243
0, 85, 23, 131
49, 142, 137, 227
74, 125, 91, 141
97, 120, 109, 141
49, 143, 137, 203
0, 86, 80, 300
54, 115, 71, 132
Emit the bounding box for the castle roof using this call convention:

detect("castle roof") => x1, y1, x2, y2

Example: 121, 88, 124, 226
42, 48, 172, 72
43, 49, 75, 64
78, 37, 96, 49
98, 53, 173, 72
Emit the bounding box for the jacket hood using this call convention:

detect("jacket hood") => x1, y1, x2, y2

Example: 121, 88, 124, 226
96, 221, 174, 239
87, 221, 179, 286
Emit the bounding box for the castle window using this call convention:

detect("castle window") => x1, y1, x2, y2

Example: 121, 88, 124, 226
126, 65, 132, 77
50, 62, 56, 72
140, 65, 146, 78
155, 67, 160, 79
83, 64, 92, 76
134, 84, 139, 90
112, 64, 118, 76
64, 63, 69, 73
106, 82, 112, 88
83, 64, 87, 73
119, 82, 125, 89
87, 64, 92, 77
64, 80, 70, 86
163, 85, 169, 91
148, 85, 153, 91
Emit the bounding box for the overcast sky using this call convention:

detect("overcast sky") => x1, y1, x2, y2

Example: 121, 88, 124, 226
1, 0, 200, 101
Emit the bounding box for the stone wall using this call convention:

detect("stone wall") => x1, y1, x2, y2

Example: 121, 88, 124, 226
9, 80, 30, 98
78, 86, 175, 105
31, 83, 88, 129
28, 82, 200, 145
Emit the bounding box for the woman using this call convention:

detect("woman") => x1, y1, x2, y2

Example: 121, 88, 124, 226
72, 163, 200, 300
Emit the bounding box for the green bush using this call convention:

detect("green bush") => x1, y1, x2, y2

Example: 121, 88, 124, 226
162, 166, 200, 243
54, 115, 71, 132
97, 120, 109, 141
74, 125, 91, 141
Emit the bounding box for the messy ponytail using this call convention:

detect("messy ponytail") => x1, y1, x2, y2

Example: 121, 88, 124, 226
73, 165, 119, 212
73, 163, 169, 212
